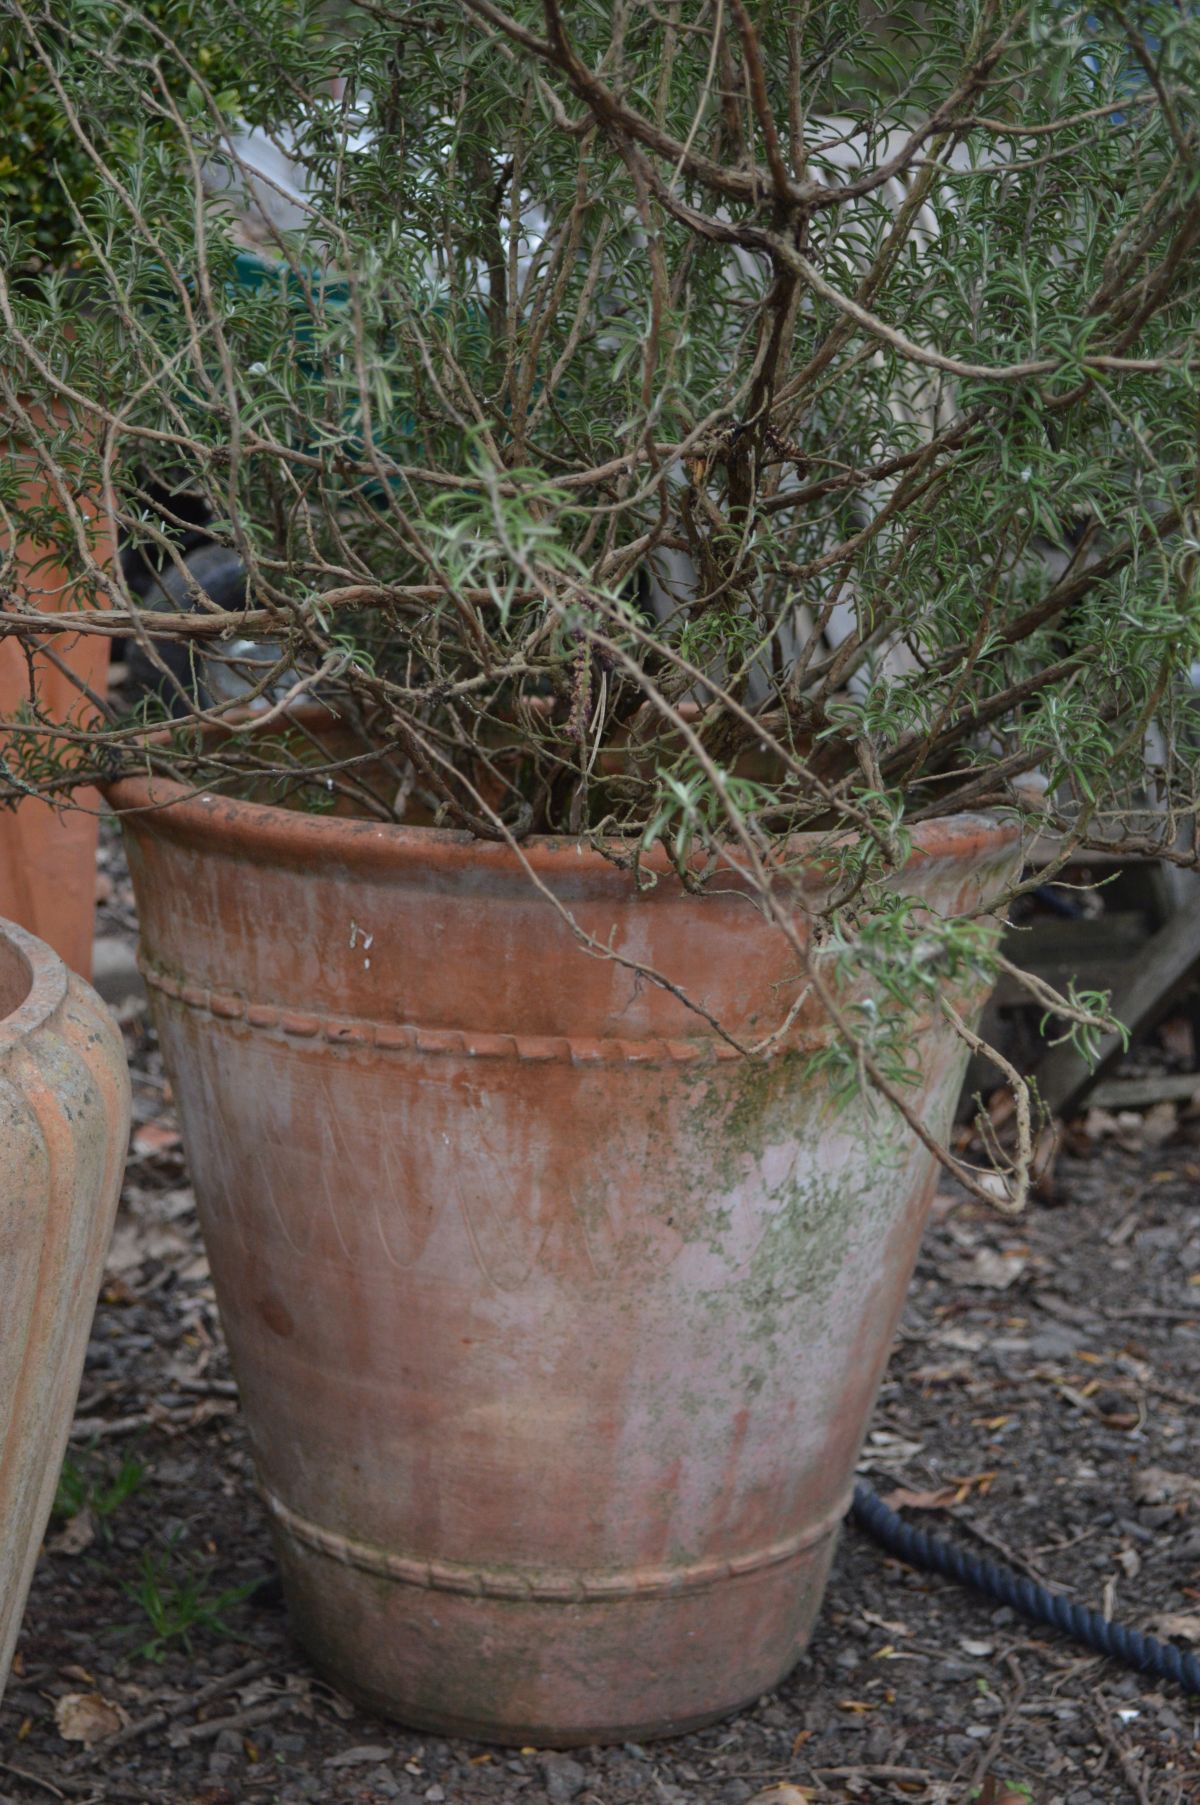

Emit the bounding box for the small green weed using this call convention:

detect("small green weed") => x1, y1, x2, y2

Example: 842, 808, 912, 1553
121, 1538, 257, 1661
52, 1450, 146, 1526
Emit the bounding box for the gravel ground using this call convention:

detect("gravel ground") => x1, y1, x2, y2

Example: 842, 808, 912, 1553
2, 834, 1198, 1805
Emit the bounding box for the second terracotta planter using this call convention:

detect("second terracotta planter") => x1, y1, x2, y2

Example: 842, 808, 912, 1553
0, 406, 112, 980
0, 917, 129, 1696
110, 780, 1018, 1745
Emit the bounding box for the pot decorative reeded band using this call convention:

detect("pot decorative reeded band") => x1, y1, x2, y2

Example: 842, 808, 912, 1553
108, 780, 1019, 1746
0, 918, 130, 1696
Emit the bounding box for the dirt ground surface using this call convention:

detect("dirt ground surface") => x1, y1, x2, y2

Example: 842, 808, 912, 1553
2, 829, 1199, 1805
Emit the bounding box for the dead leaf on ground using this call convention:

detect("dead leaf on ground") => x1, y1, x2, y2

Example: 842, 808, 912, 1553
131, 1120, 182, 1158
931, 1324, 987, 1352
942, 1248, 1027, 1290
747, 1788, 814, 1805
860, 1609, 913, 1638
856, 1430, 925, 1469
103, 1220, 147, 1278
321, 1687, 356, 1721
104, 1210, 194, 1281
885, 1471, 996, 1512
54, 1690, 126, 1744
1131, 1466, 1200, 1507
1148, 1612, 1200, 1643
1142, 1101, 1179, 1146
135, 1220, 193, 1262
100, 1274, 140, 1306
908, 1361, 975, 1388
1082, 1107, 1157, 1153
883, 1484, 960, 1512
322, 1744, 395, 1768
47, 1508, 95, 1557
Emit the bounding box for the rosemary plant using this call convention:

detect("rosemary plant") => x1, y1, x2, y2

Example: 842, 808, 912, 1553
3, 0, 1199, 1199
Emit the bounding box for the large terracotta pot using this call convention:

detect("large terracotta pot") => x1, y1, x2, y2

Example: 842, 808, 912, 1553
0, 405, 112, 980
0, 918, 130, 1696
108, 780, 1018, 1745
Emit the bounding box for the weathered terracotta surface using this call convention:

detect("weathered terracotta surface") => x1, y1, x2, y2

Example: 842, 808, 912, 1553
0, 918, 130, 1697
109, 781, 1018, 1745
0, 414, 111, 979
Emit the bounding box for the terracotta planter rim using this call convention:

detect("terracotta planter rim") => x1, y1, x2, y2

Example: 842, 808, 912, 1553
105, 772, 1019, 881
0, 916, 70, 1053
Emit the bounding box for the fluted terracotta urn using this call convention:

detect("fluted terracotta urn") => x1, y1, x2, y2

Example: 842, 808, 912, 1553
109, 780, 1018, 1746
0, 918, 130, 1696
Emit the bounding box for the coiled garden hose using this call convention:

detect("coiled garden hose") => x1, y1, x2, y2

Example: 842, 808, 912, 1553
850, 1482, 1200, 1695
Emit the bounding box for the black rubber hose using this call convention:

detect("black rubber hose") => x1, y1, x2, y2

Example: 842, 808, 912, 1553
850, 1481, 1200, 1694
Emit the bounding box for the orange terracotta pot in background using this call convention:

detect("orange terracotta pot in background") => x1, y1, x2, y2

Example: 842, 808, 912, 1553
0, 916, 130, 1697
108, 780, 1018, 1746
0, 412, 112, 980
